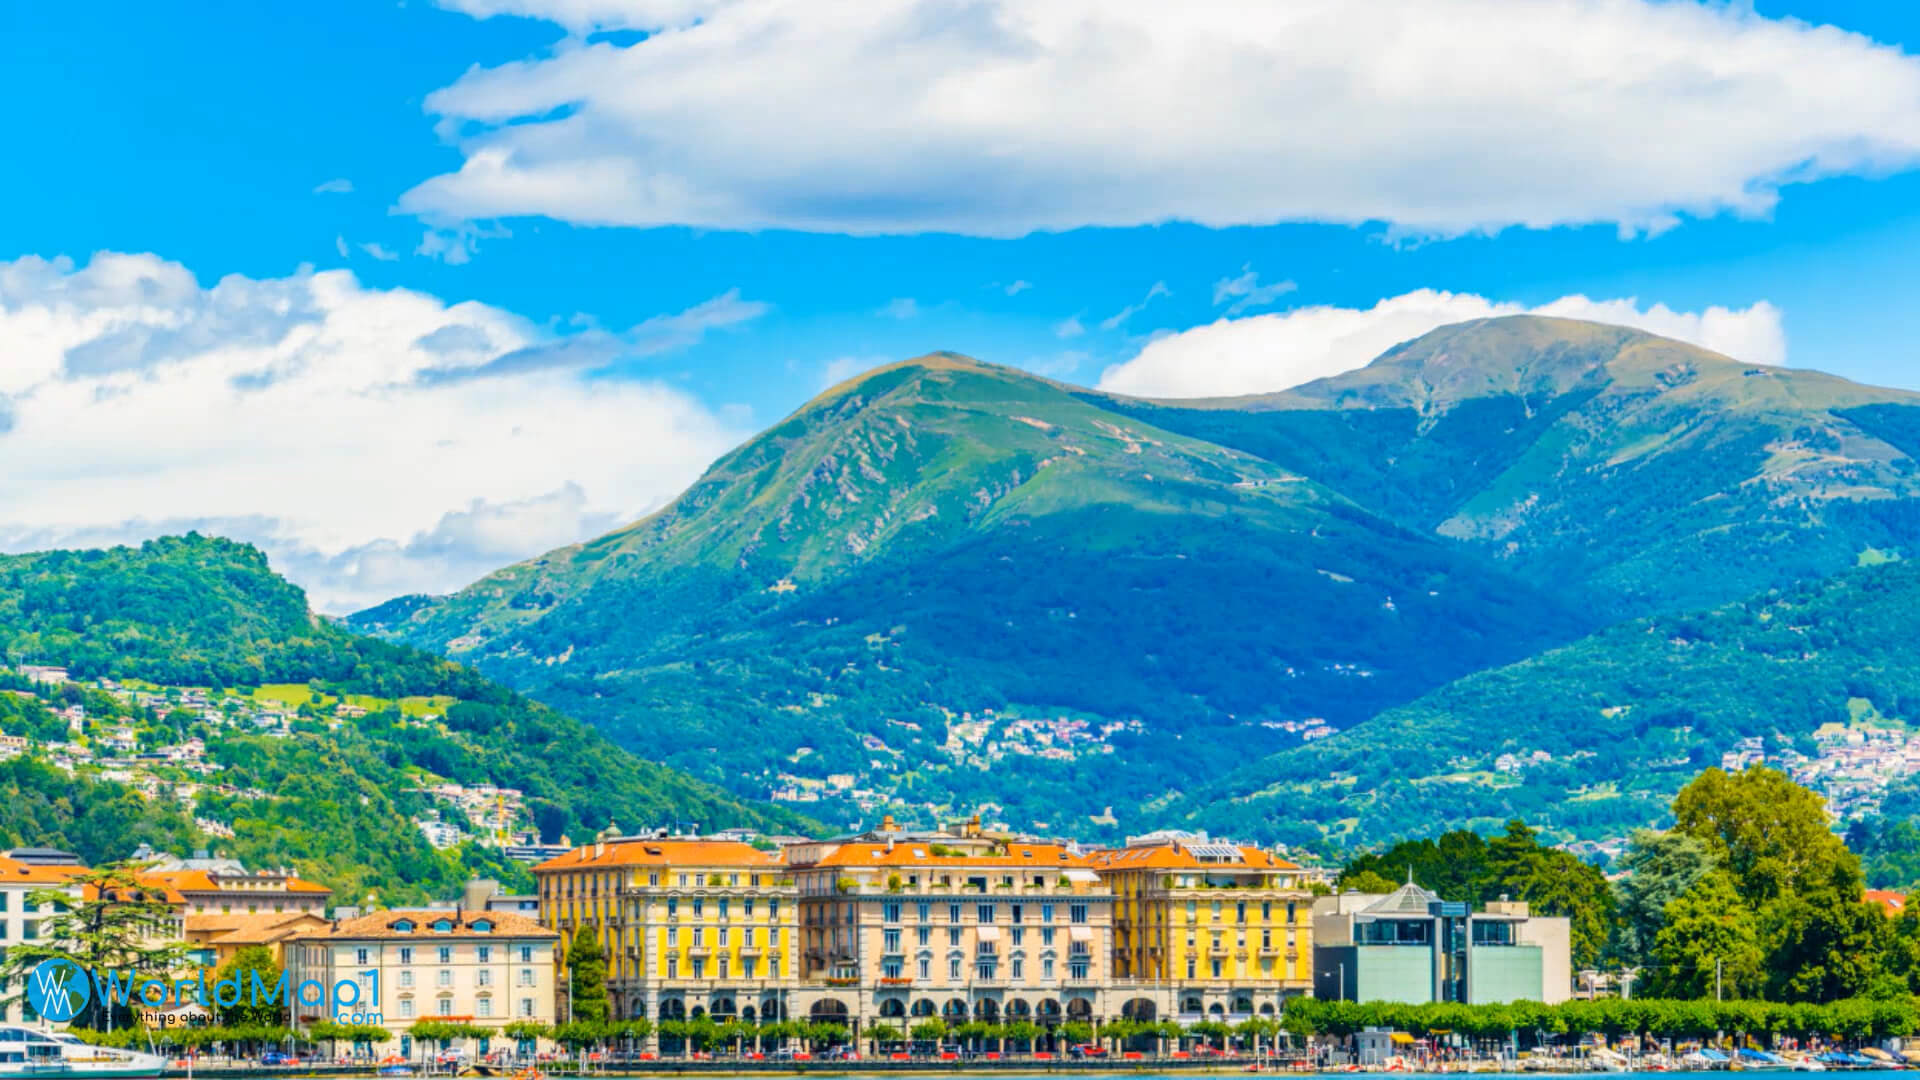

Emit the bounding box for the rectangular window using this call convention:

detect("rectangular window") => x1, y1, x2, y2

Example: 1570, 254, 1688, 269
477, 998, 492, 1018
977, 904, 994, 923
520, 946, 533, 963
917, 926, 931, 946
438, 969, 452, 987
1041, 904, 1054, 923
399, 947, 413, 965
884, 929, 901, 953
719, 898, 730, 919
667, 897, 678, 915
355, 947, 369, 965
770, 899, 779, 920
520, 968, 535, 986
1011, 927, 1024, 946
1236, 902, 1247, 924
438, 999, 453, 1017
401, 971, 414, 988
917, 902, 930, 923
719, 927, 730, 946
744, 898, 755, 917
667, 957, 678, 978
520, 998, 535, 1018
918, 957, 931, 979
1261, 902, 1272, 922
1011, 956, 1024, 980
948, 928, 962, 947
438, 946, 452, 964
1070, 904, 1087, 924
1042, 928, 1055, 946
401, 1000, 415, 1018
770, 927, 780, 945
693, 898, 704, 918
718, 955, 730, 978
769, 956, 780, 977
950, 957, 962, 980
882, 958, 902, 979
1010, 905, 1022, 924
477, 946, 491, 963
883, 903, 901, 924
477, 969, 492, 986
948, 903, 961, 923
1043, 957, 1054, 980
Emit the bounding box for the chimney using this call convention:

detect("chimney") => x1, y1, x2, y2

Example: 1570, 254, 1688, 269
882, 814, 897, 832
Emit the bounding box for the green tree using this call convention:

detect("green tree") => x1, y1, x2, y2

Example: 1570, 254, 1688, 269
213, 945, 285, 1026
1647, 870, 1764, 999
562, 931, 610, 1023
0, 862, 191, 1030
1337, 869, 1398, 894
1758, 862, 1887, 1003
1488, 820, 1615, 969
1672, 766, 1855, 904
1615, 829, 1716, 967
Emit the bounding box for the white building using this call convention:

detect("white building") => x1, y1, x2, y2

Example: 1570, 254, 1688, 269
285, 908, 559, 1056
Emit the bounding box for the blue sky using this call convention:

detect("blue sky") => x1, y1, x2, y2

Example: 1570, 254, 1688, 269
3, 0, 1920, 608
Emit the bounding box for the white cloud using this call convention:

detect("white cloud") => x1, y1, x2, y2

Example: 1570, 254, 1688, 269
819, 354, 886, 390
878, 297, 920, 320
1053, 315, 1085, 340
405, 0, 1920, 237
360, 241, 400, 262
313, 178, 354, 195
1099, 282, 1169, 331
1212, 265, 1296, 316
1003, 280, 1033, 296
0, 252, 749, 612
334, 234, 350, 258
1096, 289, 1787, 399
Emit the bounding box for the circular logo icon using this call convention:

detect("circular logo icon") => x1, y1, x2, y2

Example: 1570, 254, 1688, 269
27, 958, 91, 1023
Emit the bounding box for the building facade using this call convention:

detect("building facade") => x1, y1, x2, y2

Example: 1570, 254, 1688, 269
785, 825, 1116, 1035
1088, 832, 1315, 1020
285, 908, 558, 1053
0, 850, 88, 1022
534, 836, 797, 1025
1311, 884, 1571, 1005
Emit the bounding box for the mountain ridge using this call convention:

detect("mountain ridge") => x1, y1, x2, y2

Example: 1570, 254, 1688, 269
361, 315, 1920, 842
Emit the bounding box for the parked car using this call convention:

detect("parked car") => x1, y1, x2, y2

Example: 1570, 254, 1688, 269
1068, 1043, 1108, 1058
259, 1051, 296, 1066
819, 1046, 858, 1061
768, 1047, 800, 1062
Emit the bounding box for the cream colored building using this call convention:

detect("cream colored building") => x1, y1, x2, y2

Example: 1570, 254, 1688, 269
535, 836, 797, 1025
784, 823, 1115, 1035
285, 908, 557, 1053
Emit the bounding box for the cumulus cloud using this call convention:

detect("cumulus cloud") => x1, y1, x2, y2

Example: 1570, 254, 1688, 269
405, 0, 1920, 237
313, 178, 354, 195
360, 241, 400, 262
1096, 290, 1787, 399
0, 252, 749, 611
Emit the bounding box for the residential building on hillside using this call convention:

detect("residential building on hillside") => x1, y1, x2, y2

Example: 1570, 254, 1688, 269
1311, 883, 1572, 1004
534, 834, 796, 1026
784, 822, 1117, 1037
285, 908, 557, 1056
1086, 831, 1315, 1019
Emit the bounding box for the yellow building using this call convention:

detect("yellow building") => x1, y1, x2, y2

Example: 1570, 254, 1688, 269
534, 835, 796, 1024
1087, 833, 1314, 1020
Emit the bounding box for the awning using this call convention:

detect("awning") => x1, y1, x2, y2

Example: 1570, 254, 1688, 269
1390, 1034, 1415, 1045
976, 926, 1002, 942
1068, 925, 1094, 942
1063, 869, 1100, 883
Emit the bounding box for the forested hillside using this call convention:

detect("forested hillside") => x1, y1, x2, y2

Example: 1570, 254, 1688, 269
0, 536, 811, 902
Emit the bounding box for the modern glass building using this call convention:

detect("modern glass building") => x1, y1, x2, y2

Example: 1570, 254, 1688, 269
1310, 882, 1570, 1004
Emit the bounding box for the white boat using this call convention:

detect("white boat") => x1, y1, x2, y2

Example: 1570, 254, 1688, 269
0, 1026, 167, 1079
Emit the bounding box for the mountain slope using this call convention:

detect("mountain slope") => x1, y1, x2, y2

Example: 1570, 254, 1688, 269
1195, 556, 1920, 849
363, 355, 1588, 834
1092, 316, 1920, 615
0, 536, 810, 900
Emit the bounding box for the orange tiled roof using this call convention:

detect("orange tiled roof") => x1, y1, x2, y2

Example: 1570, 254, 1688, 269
1866, 889, 1907, 916
1083, 844, 1300, 872
145, 869, 333, 895
185, 911, 330, 945
810, 841, 1092, 869
0, 855, 91, 884
534, 838, 783, 873
294, 909, 556, 941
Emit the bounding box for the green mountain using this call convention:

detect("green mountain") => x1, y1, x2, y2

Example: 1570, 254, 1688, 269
1197, 557, 1920, 849
360, 354, 1587, 833
1093, 316, 1920, 615
362, 318, 1920, 843
0, 536, 810, 901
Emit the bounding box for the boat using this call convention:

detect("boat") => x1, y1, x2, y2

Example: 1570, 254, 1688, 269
0, 1026, 167, 1079
376, 1054, 415, 1077
1734, 1050, 1793, 1072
